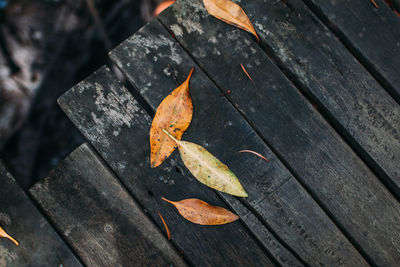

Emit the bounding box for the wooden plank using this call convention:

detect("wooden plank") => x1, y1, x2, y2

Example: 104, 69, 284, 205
30, 143, 186, 267
109, 19, 366, 266
154, 0, 400, 265
303, 0, 400, 103
232, 0, 400, 197
0, 161, 82, 266
57, 66, 275, 266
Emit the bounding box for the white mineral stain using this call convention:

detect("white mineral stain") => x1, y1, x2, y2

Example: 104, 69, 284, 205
126, 32, 182, 64
174, 3, 204, 35
209, 36, 218, 44
170, 24, 183, 37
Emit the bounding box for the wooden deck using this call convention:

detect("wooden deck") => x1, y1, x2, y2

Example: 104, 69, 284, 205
1, 0, 400, 266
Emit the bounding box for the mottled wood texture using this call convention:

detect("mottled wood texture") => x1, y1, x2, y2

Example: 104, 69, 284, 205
155, 0, 400, 265
109, 19, 366, 266
30, 144, 186, 267
233, 0, 400, 198
58, 66, 275, 266
0, 162, 81, 266
303, 0, 400, 103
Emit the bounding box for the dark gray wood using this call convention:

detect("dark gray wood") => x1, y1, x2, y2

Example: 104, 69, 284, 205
30, 143, 186, 267
58, 66, 275, 266
231, 0, 400, 197
0, 161, 81, 266
154, 0, 400, 265
303, 0, 400, 103
109, 19, 366, 266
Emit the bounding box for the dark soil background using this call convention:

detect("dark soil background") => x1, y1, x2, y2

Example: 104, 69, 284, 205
0, 0, 163, 190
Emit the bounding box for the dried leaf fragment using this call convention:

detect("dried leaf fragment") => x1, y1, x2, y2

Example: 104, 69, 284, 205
0, 226, 19, 246
239, 150, 270, 162
154, 0, 176, 16
384, 0, 400, 16
162, 197, 239, 225
371, 0, 379, 8
373, 0, 400, 16
157, 211, 171, 240
150, 68, 194, 168
202, 0, 259, 42
162, 129, 248, 197
240, 63, 255, 84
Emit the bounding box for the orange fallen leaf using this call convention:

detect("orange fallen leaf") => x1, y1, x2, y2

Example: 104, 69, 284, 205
239, 150, 270, 162
162, 197, 239, 225
0, 226, 19, 246
202, 0, 259, 42
371, 0, 379, 8
154, 0, 176, 16
240, 63, 255, 84
157, 211, 171, 240
150, 68, 194, 168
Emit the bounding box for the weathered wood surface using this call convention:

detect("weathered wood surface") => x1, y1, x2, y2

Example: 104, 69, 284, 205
0, 161, 82, 266
229, 0, 400, 197
58, 66, 275, 266
155, 1, 400, 265
304, 0, 400, 103
30, 143, 186, 267
109, 19, 366, 266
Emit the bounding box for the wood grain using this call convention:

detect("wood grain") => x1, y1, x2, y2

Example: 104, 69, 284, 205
58, 66, 275, 266
0, 162, 81, 266
234, 0, 400, 198
155, 0, 400, 265
303, 0, 400, 103
109, 18, 366, 266
30, 144, 186, 267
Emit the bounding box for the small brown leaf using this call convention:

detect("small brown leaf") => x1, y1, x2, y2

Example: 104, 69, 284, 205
150, 68, 194, 168
162, 197, 239, 225
157, 211, 171, 240
0, 226, 19, 246
202, 0, 259, 42
239, 150, 270, 162
240, 63, 255, 84
371, 0, 379, 8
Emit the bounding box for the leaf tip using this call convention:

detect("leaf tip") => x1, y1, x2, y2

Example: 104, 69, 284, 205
239, 191, 248, 198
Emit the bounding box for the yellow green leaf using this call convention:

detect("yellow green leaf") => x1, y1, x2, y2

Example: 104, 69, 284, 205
162, 129, 248, 197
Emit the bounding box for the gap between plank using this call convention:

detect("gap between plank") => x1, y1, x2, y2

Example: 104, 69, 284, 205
55, 114, 192, 266
25, 190, 86, 266
255, 33, 400, 203
156, 17, 376, 267
216, 190, 308, 266
107, 58, 289, 266
301, 0, 400, 105
76, 143, 191, 266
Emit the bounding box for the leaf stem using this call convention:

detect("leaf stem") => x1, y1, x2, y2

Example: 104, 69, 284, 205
161, 197, 176, 205
185, 68, 195, 84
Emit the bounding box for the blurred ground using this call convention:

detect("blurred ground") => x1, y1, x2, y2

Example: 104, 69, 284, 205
0, 0, 164, 189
